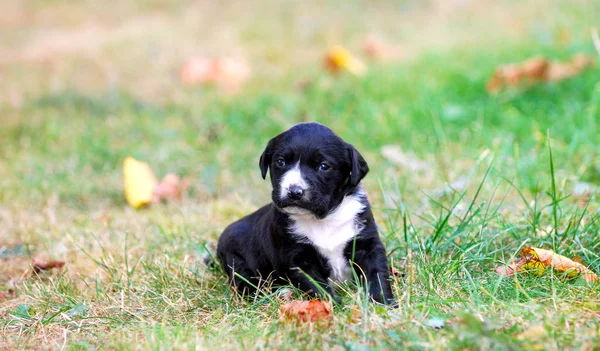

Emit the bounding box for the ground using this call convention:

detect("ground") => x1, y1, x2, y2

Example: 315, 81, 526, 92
1, 0, 599, 350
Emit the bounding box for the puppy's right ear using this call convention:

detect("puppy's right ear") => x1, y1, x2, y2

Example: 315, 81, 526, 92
259, 139, 273, 179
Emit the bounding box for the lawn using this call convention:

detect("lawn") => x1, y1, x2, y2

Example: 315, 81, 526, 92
1, 1, 600, 350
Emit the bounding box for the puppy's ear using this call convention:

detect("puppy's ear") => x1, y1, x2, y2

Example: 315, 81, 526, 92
347, 143, 369, 187
259, 139, 274, 179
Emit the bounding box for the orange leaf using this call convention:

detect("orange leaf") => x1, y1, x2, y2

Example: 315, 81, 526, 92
180, 56, 250, 93
360, 35, 403, 61
279, 300, 333, 324
486, 53, 595, 93
496, 247, 598, 283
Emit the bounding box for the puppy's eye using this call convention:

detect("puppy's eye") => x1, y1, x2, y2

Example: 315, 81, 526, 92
318, 163, 330, 171
276, 159, 286, 167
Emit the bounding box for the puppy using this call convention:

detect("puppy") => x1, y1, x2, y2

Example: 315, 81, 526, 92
217, 122, 395, 305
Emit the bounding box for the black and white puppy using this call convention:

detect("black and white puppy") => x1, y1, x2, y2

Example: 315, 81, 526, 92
217, 122, 395, 305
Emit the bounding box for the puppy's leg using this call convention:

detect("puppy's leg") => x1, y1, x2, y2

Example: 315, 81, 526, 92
349, 238, 396, 306
286, 266, 339, 303
220, 252, 260, 296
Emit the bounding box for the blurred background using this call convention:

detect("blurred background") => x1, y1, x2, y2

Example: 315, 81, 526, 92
1, 0, 597, 102
1, 0, 599, 208
1, 2, 599, 349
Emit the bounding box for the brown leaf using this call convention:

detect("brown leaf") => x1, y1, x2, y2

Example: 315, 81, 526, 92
32, 259, 65, 274
279, 300, 333, 324
179, 56, 250, 93
153, 174, 192, 203
360, 35, 403, 61
180, 56, 214, 85
486, 53, 595, 93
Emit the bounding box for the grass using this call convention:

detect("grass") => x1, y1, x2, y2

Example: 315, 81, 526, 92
1, 1, 600, 350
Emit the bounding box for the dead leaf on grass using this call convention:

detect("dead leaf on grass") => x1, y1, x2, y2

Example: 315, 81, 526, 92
179, 56, 251, 93
279, 300, 333, 324
486, 53, 595, 93
32, 259, 65, 274
496, 247, 599, 283
155, 173, 192, 201
324, 46, 366, 76
123, 157, 191, 208
123, 157, 157, 208
361, 35, 403, 61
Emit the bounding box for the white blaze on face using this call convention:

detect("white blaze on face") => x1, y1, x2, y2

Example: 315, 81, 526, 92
279, 162, 308, 199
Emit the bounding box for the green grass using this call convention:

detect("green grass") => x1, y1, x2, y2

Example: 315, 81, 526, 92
2, 6, 600, 351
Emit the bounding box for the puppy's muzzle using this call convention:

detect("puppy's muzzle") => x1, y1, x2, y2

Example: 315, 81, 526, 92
287, 185, 305, 200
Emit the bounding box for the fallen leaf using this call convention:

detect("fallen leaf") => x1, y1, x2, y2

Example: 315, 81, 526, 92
361, 35, 402, 61
486, 53, 595, 93
495, 257, 527, 277
32, 259, 65, 274
180, 56, 250, 93
155, 173, 180, 200
123, 157, 158, 208
496, 247, 598, 283
324, 46, 366, 76
179, 56, 214, 85
123, 157, 190, 208
279, 300, 333, 324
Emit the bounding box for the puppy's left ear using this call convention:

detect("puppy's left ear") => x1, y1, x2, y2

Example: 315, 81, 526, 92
347, 143, 369, 187
259, 139, 274, 179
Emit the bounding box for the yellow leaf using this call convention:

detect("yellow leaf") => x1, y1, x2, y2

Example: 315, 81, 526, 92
123, 157, 157, 208
324, 46, 366, 76
520, 259, 545, 276
520, 247, 598, 283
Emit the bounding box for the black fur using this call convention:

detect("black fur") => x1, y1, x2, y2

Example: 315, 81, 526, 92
217, 122, 395, 305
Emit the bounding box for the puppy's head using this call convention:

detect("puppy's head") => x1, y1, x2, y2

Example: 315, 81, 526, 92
259, 122, 368, 219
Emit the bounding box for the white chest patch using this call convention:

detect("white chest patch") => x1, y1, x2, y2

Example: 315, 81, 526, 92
288, 191, 366, 282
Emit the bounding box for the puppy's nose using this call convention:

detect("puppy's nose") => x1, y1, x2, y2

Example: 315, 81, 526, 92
288, 185, 305, 200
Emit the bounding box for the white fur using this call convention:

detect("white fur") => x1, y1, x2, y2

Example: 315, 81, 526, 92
279, 162, 308, 200
288, 191, 366, 281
